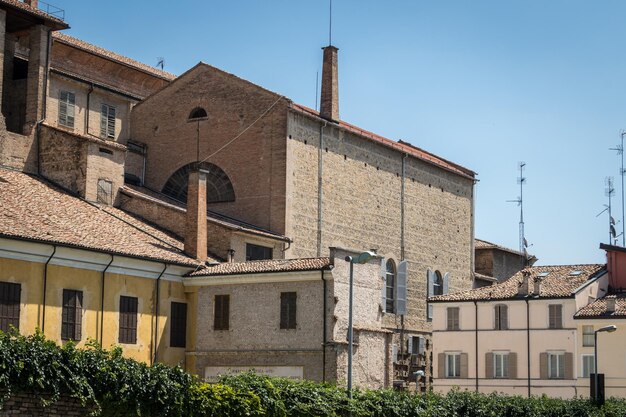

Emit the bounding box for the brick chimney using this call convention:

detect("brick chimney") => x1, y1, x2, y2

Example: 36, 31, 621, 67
518, 272, 530, 296
24, 0, 38, 8
320, 45, 339, 121
533, 278, 542, 295
184, 168, 207, 261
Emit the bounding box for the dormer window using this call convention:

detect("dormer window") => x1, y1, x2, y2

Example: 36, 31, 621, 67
188, 107, 208, 121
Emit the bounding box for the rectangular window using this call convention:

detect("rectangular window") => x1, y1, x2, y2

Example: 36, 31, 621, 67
494, 353, 510, 378
58, 91, 75, 128
170, 302, 187, 348
549, 305, 563, 329
445, 353, 461, 378
119, 296, 138, 344
583, 325, 595, 347
97, 179, 113, 205
582, 354, 595, 378
100, 104, 116, 139
0, 281, 21, 332
214, 294, 230, 330
61, 289, 82, 341
280, 292, 297, 329
548, 352, 565, 379
245, 244, 273, 261
494, 304, 508, 330
446, 307, 460, 330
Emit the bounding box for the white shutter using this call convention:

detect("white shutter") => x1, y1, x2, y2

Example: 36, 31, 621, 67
395, 260, 408, 315
380, 258, 387, 311
418, 336, 425, 354
407, 336, 413, 354
392, 344, 398, 363
427, 269, 434, 297
443, 272, 450, 294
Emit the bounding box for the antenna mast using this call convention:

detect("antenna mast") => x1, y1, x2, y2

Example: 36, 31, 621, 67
606, 177, 617, 244
156, 57, 164, 70
507, 162, 528, 269
610, 131, 626, 246
329, 0, 333, 45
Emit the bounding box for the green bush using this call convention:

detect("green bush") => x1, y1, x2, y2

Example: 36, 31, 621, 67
2, 329, 626, 417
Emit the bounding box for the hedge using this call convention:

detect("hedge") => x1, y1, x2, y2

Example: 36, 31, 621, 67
1, 330, 626, 416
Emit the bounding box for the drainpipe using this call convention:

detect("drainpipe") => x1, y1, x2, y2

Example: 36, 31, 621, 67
400, 153, 406, 260
474, 300, 479, 392
526, 297, 531, 397
316, 120, 327, 256
99, 255, 114, 344
41, 245, 57, 332
152, 263, 167, 365
321, 269, 327, 382
85, 83, 94, 135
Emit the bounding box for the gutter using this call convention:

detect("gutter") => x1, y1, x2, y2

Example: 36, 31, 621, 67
526, 297, 531, 397
99, 255, 114, 344
317, 120, 327, 256
41, 245, 57, 332
321, 269, 327, 382
474, 300, 478, 392
85, 82, 94, 135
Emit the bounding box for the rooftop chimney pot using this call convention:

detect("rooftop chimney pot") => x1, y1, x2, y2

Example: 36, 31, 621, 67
607, 297, 616, 313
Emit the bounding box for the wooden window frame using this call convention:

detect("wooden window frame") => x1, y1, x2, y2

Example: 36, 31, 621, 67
61, 289, 83, 341
280, 292, 297, 330
0, 281, 21, 332
119, 296, 138, 344
170, 301, 187, 348
214, 294, 230, 331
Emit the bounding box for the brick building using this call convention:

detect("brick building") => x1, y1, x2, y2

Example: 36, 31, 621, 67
0, 0, 478, 389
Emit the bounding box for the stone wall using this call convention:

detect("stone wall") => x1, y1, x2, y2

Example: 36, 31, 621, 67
0, 393, 89, 417
0, 130, 36, 172
38, 125, 87, 194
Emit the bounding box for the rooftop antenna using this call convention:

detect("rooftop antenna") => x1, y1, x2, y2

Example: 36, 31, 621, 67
507, 162, 528, 269
597, 177, 621, 245
315, 71, 319, 111
156, 57, 164, 70
609, 131, 626, 246
329, 0, 333, 45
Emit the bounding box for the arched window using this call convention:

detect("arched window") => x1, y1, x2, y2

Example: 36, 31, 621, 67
385, 259, 396, 313
494, 304, 508, 330
433, 270, 444, 296
162, 162, 235, 204
188, 107, 208, 120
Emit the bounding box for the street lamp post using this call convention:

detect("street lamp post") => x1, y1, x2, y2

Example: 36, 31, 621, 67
594, 325, 617, 403
345, 251, 377, 399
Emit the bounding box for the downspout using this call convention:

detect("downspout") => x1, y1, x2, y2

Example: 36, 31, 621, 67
526, 297, 531, 397
36, 29, 52, 175
41, 245, 57, 332
400, 153, 406, 260
317, 120, 328, 256
321, 269, 327, 382
474, 300, 479, 392
99, 255, 114, 345
152, 263, 167, 365
85, 83, 94, 135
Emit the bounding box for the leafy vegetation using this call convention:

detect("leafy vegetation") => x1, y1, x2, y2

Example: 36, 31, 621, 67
1, 330, 626, 416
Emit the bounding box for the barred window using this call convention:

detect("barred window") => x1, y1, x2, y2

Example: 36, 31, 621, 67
61, 289, 82, 341
58, 91, 75, 128
0, 281, 21, 332
100, 104, 116, 139
119, 296, 138, 344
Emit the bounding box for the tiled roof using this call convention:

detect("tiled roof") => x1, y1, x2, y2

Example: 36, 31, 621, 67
1, 0, 68, 29
120, 185, 290, 242
475, 238, 523, 256
290, 103, 475, 180
188, 257, 332, 277
0, 168, 217, 266
42, 123, 128, 151
431, 264, 606, 302
575, 293, 626, 318
474, 272, 497, 283
52, 33, 176, 81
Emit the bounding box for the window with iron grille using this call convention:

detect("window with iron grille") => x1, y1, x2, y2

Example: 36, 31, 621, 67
446, 307, 460, 330
548, 304, 562, 329
170, 302, 187, 348
583, 325, 595, 347
100, 104, 116, 139
119, 296, 138, 344
58, 91, 75, 128
494, 304, 508, 330
61, 289, 82, 341
280, 292, 297, 329
97, 179, 112, 205
0, 281, 21, 332
214, 295, 229, 330
245, 244, 272, 261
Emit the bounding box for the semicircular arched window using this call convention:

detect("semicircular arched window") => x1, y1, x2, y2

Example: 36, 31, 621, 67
188, 107, 208, 120
162, 162, 235, 204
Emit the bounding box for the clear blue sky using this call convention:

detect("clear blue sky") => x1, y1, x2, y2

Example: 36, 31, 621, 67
54, 0, 626, 265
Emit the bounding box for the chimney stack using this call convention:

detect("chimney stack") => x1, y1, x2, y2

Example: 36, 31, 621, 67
320, 45, 339, 121
533, 278, 542, 295
607, 297, 616, 313
518, 272, 530, 296
184, 167, 208, 261
25, 0, 38, 8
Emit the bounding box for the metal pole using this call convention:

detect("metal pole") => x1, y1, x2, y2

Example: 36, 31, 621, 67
594, 331, 598, 403
621, 133, 625, 246
347, 259, 354, 399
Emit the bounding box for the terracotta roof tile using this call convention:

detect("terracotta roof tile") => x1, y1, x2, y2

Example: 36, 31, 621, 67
290, 103, 475, 180
0, 168, 215, 266
575, 293, 626, 318
52, 32, 175, 81
188, 257, 332, 277
431, 264, 606, 302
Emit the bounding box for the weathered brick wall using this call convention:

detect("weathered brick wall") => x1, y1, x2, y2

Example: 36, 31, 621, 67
130, 64, 289, 234
0, 393, 90, 417
475, 249, 495, 277
0, 130, 36, 172
84, 142, 125, 204
38, 126, 87, 194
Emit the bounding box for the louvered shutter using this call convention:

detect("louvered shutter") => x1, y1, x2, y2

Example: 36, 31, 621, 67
418, 336, 425, 354
564, 352, 573, 379
485, 352, 494, 378
443, 272, 449, 294
407, 336, 413, 354
501, 306, 508, 330
494, 306, 501, 330
438, 353, 446, 378
460, 353, 469, 378
59, 91, 68, 126
396, 260, 407, 315
427, 270, 434, 319
75, 291, 83, 341
100, 104, 108, 137
539, 352, 548, 379
509, 352, 518, 379
380, 258, 387, 311
107, 107, 116, 139
392, 345, 398, 363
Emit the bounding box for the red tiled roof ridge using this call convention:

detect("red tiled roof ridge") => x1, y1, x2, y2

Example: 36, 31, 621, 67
188, 257, 332, 277
52, 32, 175, 81
290, 103, 475, 180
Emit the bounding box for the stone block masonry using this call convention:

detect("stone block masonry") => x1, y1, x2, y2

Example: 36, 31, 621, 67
0, 393, 90, 417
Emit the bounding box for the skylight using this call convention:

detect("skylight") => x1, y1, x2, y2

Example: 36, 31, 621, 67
537, 272, 550, 278
569, 270, 583, 276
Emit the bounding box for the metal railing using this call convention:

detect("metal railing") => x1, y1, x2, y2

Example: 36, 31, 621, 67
35, 1, 65, 20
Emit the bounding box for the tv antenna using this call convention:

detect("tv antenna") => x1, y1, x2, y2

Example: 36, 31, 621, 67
597, 177, 622, 245
507, 162, 528, 268
609, 131, 626, 246
156, 57, 164, 70
328, 0, 333, 45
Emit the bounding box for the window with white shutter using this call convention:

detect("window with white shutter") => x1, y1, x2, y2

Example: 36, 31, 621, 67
58, 91, 75, 128
548, 304, 562, 329
100, 104, 116, 139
